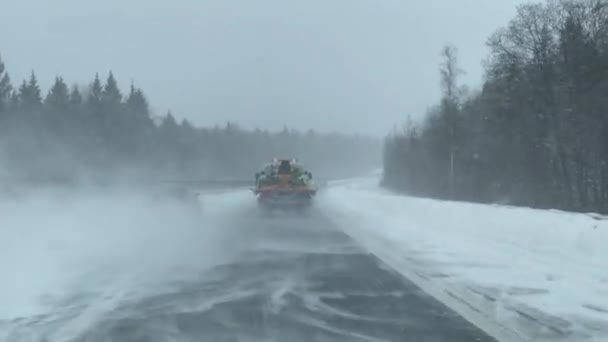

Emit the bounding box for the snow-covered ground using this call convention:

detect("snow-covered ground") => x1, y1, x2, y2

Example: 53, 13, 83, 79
319, 178, 608, 342
0, 188, 251, 341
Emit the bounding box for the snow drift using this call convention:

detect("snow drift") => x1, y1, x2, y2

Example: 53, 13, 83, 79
0, 186, 252, 341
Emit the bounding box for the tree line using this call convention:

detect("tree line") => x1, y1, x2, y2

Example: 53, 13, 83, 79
383, 0, 608, 213
0, 58, 380, 186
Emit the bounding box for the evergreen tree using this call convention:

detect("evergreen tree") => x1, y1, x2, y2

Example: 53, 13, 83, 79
9, 90, 19, 111
160, 111, 179, 137
27, 72, 42, 107
45, 77, 69, 110
180, 118, 194, 131
101, 72, 124, 145
125, 83, 151, 125
102, 71, 122, 107
69, 86, 83, 107
87, 73, 103, 110
0, 55, 12, 113
17, 80, 27, 106
0, 54, 382, 185
157, 111, 180, 167
18, 72, 42, 109
120, 84, 153, 160
84, 73, 106, 155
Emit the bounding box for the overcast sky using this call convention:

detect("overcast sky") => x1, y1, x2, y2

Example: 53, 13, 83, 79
1, 0, 526, 136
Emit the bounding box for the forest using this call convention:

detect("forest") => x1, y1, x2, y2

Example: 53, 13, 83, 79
0, 59, 380, 187
383, 0, 608, 213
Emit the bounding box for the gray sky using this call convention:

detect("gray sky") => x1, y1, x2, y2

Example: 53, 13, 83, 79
1, 0, 525, 136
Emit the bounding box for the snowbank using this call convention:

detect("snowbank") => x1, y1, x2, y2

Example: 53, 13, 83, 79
319, 179, 608, 341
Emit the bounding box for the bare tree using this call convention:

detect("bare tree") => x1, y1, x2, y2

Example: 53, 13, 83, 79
384, 0, 608, 213
439, 45, 463, 198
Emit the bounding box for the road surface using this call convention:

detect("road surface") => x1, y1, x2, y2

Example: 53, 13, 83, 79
3, 207, 497, 342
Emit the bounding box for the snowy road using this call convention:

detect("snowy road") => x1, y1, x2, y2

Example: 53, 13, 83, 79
0, 188, 498, 342
4, 177, 604, 342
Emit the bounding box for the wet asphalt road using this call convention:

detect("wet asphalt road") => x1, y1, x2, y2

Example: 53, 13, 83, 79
77, 209, 497, 342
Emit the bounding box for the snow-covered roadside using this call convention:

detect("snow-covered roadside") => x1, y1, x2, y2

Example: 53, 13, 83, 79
319, 179, 608, 342
0, 188, 250, 342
